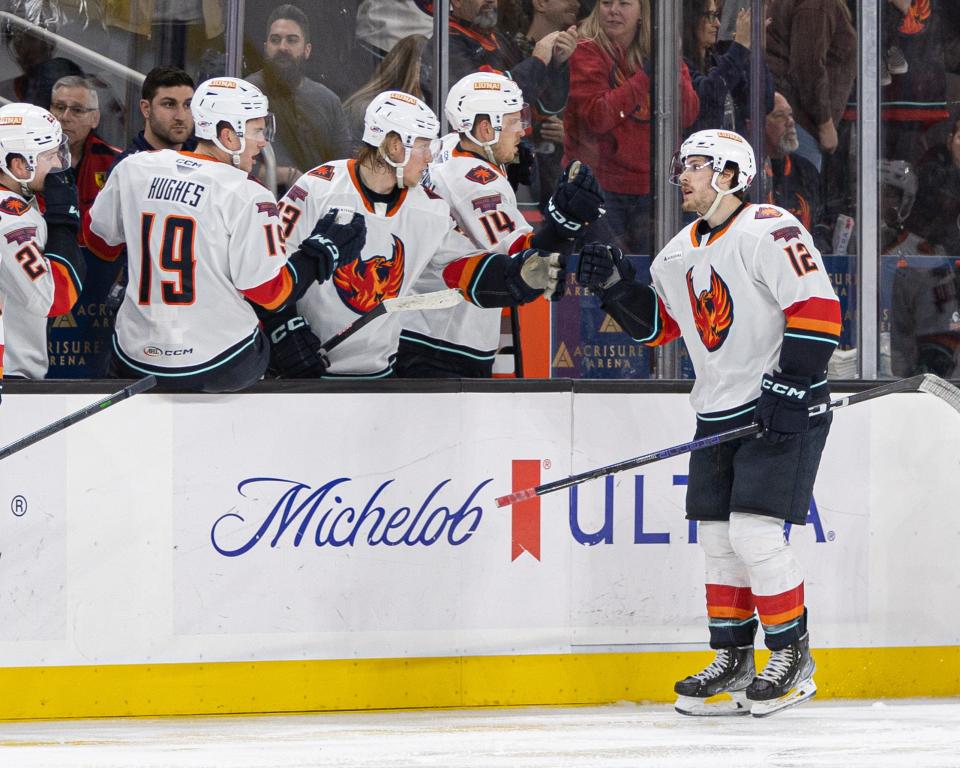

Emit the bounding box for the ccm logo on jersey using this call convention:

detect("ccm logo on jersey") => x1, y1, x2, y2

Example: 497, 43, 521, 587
144, 345, 194, 357
761, 377, 807, 400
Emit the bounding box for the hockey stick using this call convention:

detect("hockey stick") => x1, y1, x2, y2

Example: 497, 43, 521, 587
495, 374, 960, 507
319, 288, 464, 354
0, 375, 157, 462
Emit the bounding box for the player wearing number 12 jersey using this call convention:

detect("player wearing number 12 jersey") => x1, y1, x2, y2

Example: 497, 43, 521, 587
575, 129, 841, 718
89, 77, 335, 392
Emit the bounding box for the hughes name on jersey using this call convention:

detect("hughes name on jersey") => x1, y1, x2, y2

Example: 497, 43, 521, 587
609, 203, 841, 425
89, 150, 297, 376
0, 190, 85, 378
401, 143, 534, 370
280, 158, 529, 378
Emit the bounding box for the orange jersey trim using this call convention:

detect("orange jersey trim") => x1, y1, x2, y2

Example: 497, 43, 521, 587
47, 261, 81, 317
785, 297, 842, 337
241, 266, 293, 311
347, 159, 408, 217
442, 253, 489, 299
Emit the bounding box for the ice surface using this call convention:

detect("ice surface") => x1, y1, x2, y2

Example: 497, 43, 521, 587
0, 698, 957, 767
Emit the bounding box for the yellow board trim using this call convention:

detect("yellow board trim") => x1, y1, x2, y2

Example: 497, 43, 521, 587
3, 646, 959, 721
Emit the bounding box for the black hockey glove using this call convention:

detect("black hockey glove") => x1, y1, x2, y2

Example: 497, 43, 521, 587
575, 243, 635, 290
42, 167, 80, 230
507, 140, 535, 190
755, 372, 812, 444
298, 208, 366, 284
505, 248, 567, 303
264, 309, 329, 378
546, 161, 605, 237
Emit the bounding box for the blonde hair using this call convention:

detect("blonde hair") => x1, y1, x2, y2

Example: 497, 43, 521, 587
344, 34, 428, 115
578, 0, 651, 74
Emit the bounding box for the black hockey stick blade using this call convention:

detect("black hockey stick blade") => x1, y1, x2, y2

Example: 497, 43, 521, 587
0, 375, 157, 462
495, 374, 960, 507
319, 288, 463, 355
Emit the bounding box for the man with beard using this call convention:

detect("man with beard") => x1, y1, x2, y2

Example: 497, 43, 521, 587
109, 67, 197, 176
248, 4, 352, 193
762, 91, 830, 252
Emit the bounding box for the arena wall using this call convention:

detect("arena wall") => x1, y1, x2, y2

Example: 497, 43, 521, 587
1, 386, 958, 719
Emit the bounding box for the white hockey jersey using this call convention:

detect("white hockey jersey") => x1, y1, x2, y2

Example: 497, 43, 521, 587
89, 150, 288, 372
281, 159, 484, 377
0, 191, 82, 378
401, 142, 533, 363
649, 203, 841, 415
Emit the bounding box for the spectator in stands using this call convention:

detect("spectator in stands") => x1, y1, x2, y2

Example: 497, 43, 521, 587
763, 91, 829, 250
683, 0, 771, 135
343, 34, 429, 143
564, 0, 698, 254
881, 0, 949, 164
110, 66, 197, 172
47, 75, 120, 377
419, 0, 574, 118
515, 0, 580, 209
355, 0, 433, 61
766, 0, 857, 172
247, 4, 352, 192
903, 112, 960, 256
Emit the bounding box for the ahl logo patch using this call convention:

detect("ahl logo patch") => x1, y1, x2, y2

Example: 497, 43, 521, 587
4, 226, 37, 244
466, 165, 497, 185
0, 197, 30, 216
771, 225, 803, 243
309, 165, 336, 181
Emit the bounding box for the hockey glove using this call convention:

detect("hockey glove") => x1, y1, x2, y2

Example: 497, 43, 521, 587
755, 372, 812, 444
298, 208, 367, 284
264, 309, 329, 378
575, 243, 635, 290
42, 168, 81, 229
546, 161, 605, 237
507, 139, 535, 190
506, 248, 567, 303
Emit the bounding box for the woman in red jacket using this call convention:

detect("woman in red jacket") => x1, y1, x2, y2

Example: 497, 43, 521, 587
564, 0, 699, 254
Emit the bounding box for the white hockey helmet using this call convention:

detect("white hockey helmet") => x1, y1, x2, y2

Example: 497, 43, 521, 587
0, 103, 70, 189
670, 129, 756, 218
362, 90, 440, 187
191, 77, 275, 165
880, 159, 917, 224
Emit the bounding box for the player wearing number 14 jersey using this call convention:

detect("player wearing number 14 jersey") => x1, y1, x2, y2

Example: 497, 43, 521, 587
89, 77, 333, 392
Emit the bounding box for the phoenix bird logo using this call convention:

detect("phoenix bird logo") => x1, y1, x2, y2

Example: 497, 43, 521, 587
334, 235, 405, 314
687, 266, 734, 351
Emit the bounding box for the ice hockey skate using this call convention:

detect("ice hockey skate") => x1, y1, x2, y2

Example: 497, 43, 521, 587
673, 645, 755, 716
747, 632, 816, 717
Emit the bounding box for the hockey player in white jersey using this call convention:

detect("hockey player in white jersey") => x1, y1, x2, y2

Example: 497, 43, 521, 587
575, 129, 842, 717
396, 72, 605, 378
89, 77, 363, 392
0, 103, 86, 381
272, 90, 566, 379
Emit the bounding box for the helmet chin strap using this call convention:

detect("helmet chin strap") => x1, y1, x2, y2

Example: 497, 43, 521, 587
700, 172, 739, 221
380, 145, 412, 188
466, 127, 500, 166
213, 134, 244, 167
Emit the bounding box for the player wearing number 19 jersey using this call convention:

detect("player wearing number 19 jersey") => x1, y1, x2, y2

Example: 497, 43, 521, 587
89, 78, 323, 392
575, 130, 841, 718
